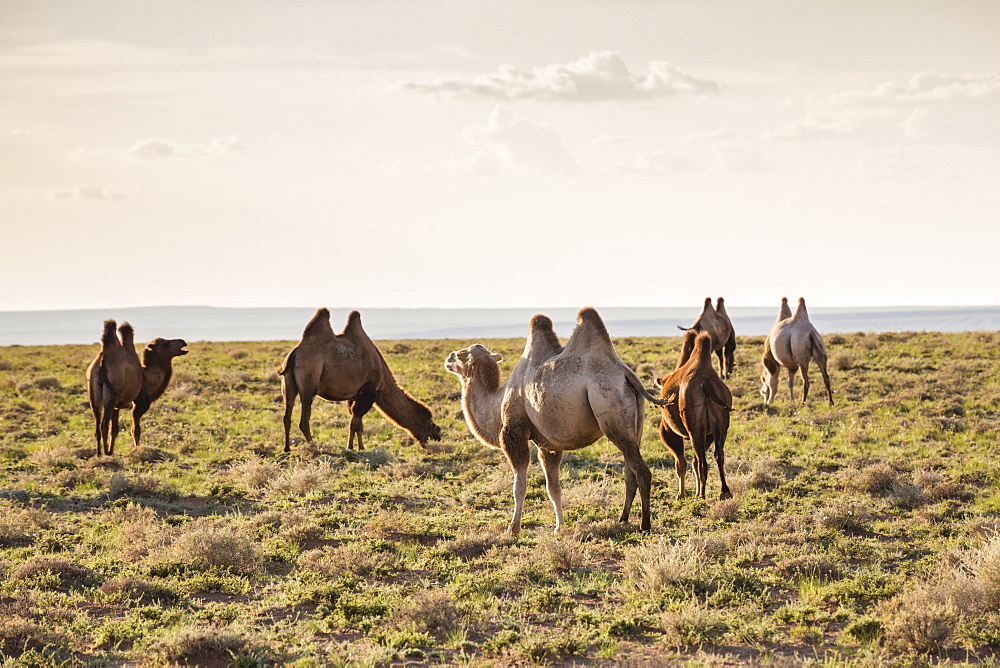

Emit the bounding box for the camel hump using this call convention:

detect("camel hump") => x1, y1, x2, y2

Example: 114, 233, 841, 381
101, 319, 118, 347
694, 331, 714, 364
715, 297, 728, 315
302, 308, 335, 338
703, 297, 713, 309
526, 314, 562, 356
793, 298, 809, 321
118, 322, 135, 345
342, 310, 367, 337
563, 307, 615, 354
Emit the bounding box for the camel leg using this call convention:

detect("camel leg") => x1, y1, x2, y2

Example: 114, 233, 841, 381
786, 367, 797, 403
99, 398, 116, 457
689, 426, 709, 499
91, 400, 103, 456
500, 421, 531, 536
602, 423, 651, 531
800, 359, 811, 404
715, 349, 726, 379
819, 362, 834, 405
298, 391, 315, 445
347, 382, 377, 451
723, 334, 736, 379
132, 398, 151, 447
713, 425, 732, 500
620, 463, 638, 523
280, 374, 298, 453
108, 408, 120, 456
538, 448, 565, 534
658, 424, 687, 500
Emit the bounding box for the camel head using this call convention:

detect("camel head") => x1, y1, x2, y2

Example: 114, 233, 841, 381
144, 338, 189, 361
760, 355, 780, 403
444, 344, 503, 385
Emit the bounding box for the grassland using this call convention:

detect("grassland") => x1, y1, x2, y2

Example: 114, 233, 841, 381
0, 329, 998, 666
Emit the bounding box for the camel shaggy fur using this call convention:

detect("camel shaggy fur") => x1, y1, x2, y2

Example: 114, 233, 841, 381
131, 337, 188, 446
87, 322, 189, 456
87, 320, 144, 456
678, 297, 736, 379
761, 298, 834, 405
656, 331, 733, 500
444, 307, 668, 535
279, 308, 441, 452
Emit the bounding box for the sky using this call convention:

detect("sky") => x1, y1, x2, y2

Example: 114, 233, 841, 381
2, 0, 999, 311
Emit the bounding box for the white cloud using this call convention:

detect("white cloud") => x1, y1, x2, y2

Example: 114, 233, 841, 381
764, 109, 901, 143
125, 136, 244, 158
51, 185, 127, 201
601, 149, 696, 175
453, 107, 579, 176
868, 72, 1000, 105
392, 51, 721, 102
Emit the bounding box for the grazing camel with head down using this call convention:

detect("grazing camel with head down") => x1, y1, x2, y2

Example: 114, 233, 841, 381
761, 297, 834, 405
444, 307, 669, 535
86, 321, 189, 456
678, 297, 736, 379
279, 308, 441, 452
656, 331, 733, 500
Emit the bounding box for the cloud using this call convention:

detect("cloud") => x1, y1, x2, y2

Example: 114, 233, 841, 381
453, 107, 579, 176
51, 185, 127, 201
854, 148, 935, 179
125, 136, 244, 158
867, 72, 1000, 105
601, 149, 696, 175
392, 51, 721, 102
764, 109, 901, 143
711, 142, 770, 173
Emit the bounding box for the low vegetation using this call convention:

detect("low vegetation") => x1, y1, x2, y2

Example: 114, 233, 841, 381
0, 330, 998, 665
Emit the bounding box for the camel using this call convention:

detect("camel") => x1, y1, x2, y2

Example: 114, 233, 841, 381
655, 331, 733, 500
444, 307, 669, 535
87, 321, 189, 456
278, 308, 441, 452
131, 336, 189, 446
86, 320, 144, 456
761, 297, 834, 405
678, 297, 736, 379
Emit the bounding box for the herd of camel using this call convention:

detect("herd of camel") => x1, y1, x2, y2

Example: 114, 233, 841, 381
86, 297, 834, 534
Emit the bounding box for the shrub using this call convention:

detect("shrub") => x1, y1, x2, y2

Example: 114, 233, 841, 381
99, 577, 181, 604
659, 601, 728, 647
621, 538, 708, 597
391, 588, 461, 639
154, 520, 262, 574
878, 585, 958, 655
147, 625, 258, 665
109, 471, 173, 499
228, 455, 281, 491
9, 556, 95, 590
296, 543, 395, 579
0, 615, 59, 658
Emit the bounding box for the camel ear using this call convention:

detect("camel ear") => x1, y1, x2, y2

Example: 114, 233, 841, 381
491, 353, 503, 363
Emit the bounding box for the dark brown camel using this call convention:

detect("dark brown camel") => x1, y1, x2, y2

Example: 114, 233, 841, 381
678, 297, 736, 379
656, 330, 733, 500
278, 308, 441, 452
131, 337, 188, 446
87, 321, 189, 456
87, 320, 144, 456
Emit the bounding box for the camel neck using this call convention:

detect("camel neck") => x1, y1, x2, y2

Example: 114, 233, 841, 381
461, 377, 505, 448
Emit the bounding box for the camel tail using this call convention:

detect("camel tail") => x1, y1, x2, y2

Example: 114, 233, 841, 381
101, 319, 118, 347
704, 380, 732, 412
277, 348, 296, 376
809, 328, 829, 363
624, 365, 672, 407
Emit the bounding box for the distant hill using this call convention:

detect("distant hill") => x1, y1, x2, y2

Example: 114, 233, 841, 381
1, 305, 998, 346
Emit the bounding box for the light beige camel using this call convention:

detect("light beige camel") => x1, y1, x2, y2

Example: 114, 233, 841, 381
279, 308, 441, 452
761, 298, 834, 404
87, 320, 144, 456
656, 330, 732, 500
678, 297, 736, 379
444, 307, 668, 535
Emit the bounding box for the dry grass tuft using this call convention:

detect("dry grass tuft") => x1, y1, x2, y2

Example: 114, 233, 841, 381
147, 625, 252, 665
536, 537, 587, 573
9, 556, 95, 589
155, 519, 263, 574
228, 454, 281, 491
296, 543, 395, 579
659, 600, 728, 647
265, 459, 335, 496
0, 502, 51, 547
108, 471, 173, 498
391, 588, 462, 639
621, 538, 706, 595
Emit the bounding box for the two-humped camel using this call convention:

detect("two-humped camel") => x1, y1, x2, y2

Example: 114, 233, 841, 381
87, 320, 144, 456
656, 330, 733, 500
86, 321, 187, 455
678, 297, 736, 379
761, 297, 834, 404
279, 309, 441, 452
444, 307, 668, 535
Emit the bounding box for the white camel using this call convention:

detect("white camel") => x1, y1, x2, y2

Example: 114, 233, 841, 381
444, 307, 668, 535
760, 297, 834, 404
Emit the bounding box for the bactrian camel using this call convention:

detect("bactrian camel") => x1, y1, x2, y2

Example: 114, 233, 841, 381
279, 308, 441, 452
444, 307, 669, 535
86, 321, 189, 457
678, 297, 736, 379
761, 297, 834, 405
656, 330, 733, 500
87, 320, 144, 456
